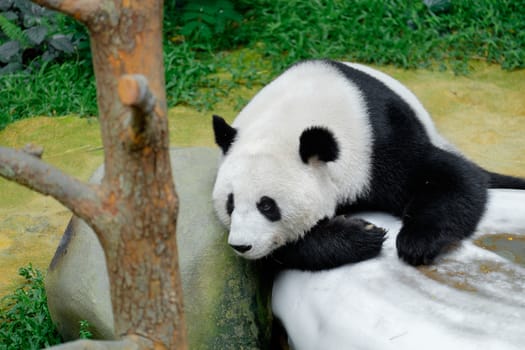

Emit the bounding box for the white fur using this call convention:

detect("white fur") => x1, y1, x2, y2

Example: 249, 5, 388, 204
213, 61, 377, 258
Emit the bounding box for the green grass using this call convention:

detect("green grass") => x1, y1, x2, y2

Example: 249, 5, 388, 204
1, 0, 525, 128
166, 0, 525, 112
241, 0, 525, 71
0, 265, 62, 350
0, 264, 93, 349
0, 59, 96, 130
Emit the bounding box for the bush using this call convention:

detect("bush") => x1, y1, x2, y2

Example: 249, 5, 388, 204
0, 264, 62, 350
165, 0, 245, 50
0, 0, 89, 74
0, 264, 94, 349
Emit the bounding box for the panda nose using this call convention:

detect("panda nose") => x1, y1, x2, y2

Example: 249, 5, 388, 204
230, 244, 252, 253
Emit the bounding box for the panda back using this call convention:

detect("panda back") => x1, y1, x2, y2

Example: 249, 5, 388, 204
339, 62, 454, 152
227, 60, 454, 203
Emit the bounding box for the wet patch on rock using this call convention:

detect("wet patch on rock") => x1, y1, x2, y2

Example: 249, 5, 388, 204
474, 234, 525, 266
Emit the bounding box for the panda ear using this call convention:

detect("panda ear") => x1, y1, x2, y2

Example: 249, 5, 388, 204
213, 115, 237, 155
299, 126, 339, 164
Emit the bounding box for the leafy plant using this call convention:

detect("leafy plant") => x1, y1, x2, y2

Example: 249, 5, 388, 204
0, 0, 88, 74
0, 12, 27, 45
78, 320, 93, 340
179, 0, 242, 47
0, 264, 62, 350
0, 264, 96, 348
423, 0, 452, 14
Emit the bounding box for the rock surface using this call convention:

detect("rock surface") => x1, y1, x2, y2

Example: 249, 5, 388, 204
273, 189, 525, 350
45, 147, 273, 349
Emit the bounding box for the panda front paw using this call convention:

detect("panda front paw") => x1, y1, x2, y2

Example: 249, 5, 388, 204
269, 216, 387, 271
396, 229, 455, 266
325, 216, 388, 262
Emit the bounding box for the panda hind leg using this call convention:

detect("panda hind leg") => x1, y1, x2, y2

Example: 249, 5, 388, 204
396, 149, 489, 266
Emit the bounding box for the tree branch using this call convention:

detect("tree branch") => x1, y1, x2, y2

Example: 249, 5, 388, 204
46, 339, 139, 350
31, 0, 103, 23
22, 143, 44, 158
0, 146, 105, 227
118, 75, 156, 115
118, 74, 158, 148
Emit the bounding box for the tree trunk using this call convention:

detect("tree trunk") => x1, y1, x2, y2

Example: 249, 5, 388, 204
0, 1, 187, 349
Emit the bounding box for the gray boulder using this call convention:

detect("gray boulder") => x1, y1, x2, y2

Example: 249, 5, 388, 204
45, 147, 273, 349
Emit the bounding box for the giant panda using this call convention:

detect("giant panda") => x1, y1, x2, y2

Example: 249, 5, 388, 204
212, 59, 525, 270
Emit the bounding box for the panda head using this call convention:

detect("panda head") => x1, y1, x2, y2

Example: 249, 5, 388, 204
212, 115, 340, 260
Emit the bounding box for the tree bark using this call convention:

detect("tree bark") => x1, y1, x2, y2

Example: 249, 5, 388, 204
0, 1, 187, 349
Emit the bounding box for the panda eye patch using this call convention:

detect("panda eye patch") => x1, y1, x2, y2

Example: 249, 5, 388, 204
257, 196, 281, 222
226, 193, 234, 216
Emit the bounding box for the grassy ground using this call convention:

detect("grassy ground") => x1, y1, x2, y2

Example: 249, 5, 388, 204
1, 0, 524, 129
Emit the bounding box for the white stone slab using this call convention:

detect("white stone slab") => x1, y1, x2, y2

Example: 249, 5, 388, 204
273, 189, 525, 350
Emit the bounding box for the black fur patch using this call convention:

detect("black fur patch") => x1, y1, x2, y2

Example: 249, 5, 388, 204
226, 193, 234, 216
230, 244, 252, 253
486, 171, 525, 189
324, 60, 493, 266
257, 196, 281, 221
299, 126, 340, 163
267, 216, 386, 271
212, 115, 237, 154
393, 149, 489, 265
